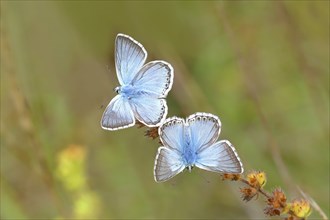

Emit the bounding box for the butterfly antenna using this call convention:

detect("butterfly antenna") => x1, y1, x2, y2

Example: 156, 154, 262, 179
106, 64, 111, 73
170, 180, 177, 187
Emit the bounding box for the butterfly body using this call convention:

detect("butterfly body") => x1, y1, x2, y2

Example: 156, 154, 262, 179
154, 112, 244, 182
101, 34, 173, 130
116, 84, 150, 99
181, 129, 198, 167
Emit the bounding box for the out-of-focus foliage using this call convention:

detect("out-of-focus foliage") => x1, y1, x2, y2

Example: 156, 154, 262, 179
1, 1, 329, 219
56, 144, 101, 219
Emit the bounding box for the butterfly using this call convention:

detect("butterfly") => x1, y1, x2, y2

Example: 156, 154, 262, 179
101, 34, 174, 130
154, 112, 244, 182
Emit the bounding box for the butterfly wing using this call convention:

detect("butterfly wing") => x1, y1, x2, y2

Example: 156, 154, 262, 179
115, 34, 147, 85
132, 61, 174, 98
101, 95, 135, 130
195, 140, 244, 174
154, 146, 186, 182
159, 116, 185, 151
129, 96, 167, 127
186, 112, 221, 152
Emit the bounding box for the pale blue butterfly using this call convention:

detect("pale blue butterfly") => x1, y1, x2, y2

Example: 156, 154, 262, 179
154, 112, 244, 182
101, 34, 174, 130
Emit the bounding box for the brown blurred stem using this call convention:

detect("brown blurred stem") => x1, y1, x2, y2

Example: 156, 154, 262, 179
240, 179, 271, 199
215, 2, 294, 192
276, 1, 327, 131
1, 16, 65, 216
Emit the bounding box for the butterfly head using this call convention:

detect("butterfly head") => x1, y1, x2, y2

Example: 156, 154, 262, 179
114, 86, 121, 94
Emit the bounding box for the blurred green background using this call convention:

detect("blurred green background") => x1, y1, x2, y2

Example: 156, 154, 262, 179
1, 1, 329, 219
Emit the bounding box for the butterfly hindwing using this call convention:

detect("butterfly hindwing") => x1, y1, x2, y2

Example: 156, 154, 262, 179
195, 140, 244, 174
101, 95, 135, 130
130, 96, 167, 127
154, 147, 186, 182
132, 61, 174, 98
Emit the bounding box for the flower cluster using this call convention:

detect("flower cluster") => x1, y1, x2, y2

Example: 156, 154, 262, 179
144, 127, 159, 140
264, 188, 287, 216
222, 170, 312, 219
285, 199, 312, 219
238, 171, 267, 201
222, 173, 242, 181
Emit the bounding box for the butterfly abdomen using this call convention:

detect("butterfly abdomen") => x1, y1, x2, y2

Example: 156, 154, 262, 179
182, 147, 197, 167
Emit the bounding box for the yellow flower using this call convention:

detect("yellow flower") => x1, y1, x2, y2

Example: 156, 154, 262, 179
74, 191, 101, 219
247, 171, 267, 188
56, 144, 87, 191
288, 199, 312, 218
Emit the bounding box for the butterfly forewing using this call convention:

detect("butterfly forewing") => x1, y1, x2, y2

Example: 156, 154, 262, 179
101, 95, 135, 130
159, 117, 185, 151
187, 112, 221, 152
115, 34, 147, 85
195, 140, 243, 174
